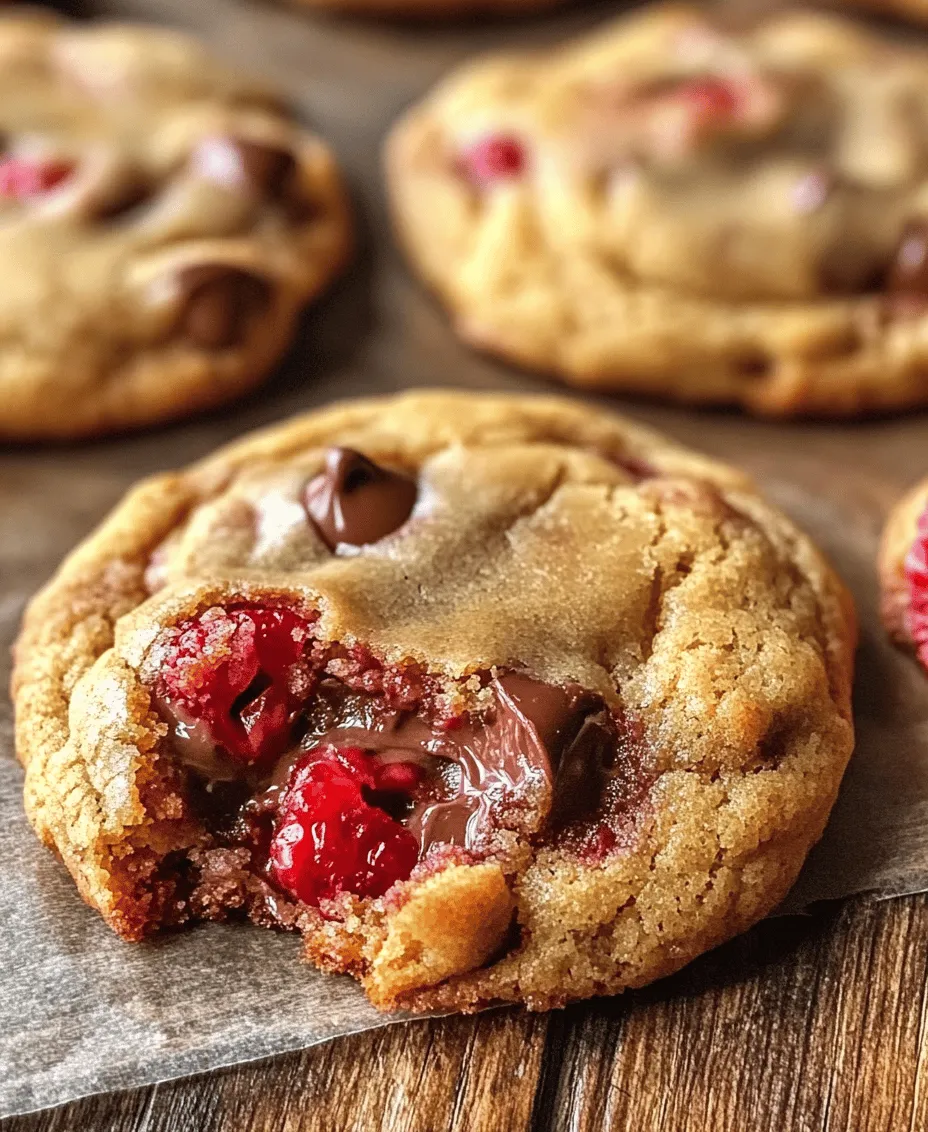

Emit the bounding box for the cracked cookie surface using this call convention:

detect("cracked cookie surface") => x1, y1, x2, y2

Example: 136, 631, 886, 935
0, 12, 350, 440
387, 5, 928, 416
14, 391, 856, 1011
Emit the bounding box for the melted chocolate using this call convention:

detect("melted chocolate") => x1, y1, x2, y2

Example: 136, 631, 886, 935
175, 264, 271, 348
266, 674, 617, 853
160, 669, 629, 858
304, 448, 417, 550
193, 136, 296, 197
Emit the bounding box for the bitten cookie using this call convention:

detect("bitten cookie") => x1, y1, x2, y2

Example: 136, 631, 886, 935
14, 391, 856, 1012
0, 12, 350, 440
387, 5, 928, 417
879, 478, 928, 667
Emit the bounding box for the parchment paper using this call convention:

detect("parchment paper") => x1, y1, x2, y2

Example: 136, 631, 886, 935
4, 0, 928, 1118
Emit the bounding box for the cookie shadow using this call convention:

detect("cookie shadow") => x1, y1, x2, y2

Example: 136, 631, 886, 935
578, 899, 846, 1030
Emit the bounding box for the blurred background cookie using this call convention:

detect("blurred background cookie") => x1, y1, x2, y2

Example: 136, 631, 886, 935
387, 4, 928, 417
0, 11, 351, 440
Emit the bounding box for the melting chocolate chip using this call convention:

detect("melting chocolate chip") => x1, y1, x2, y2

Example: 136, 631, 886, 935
161, 663, 633, 866
888, 221, 928, 295
820, 242, 885, 295
192, 136, 296, 198
304, 448, 417, 550
175, 264, 271, 349
284, 674, 619, 852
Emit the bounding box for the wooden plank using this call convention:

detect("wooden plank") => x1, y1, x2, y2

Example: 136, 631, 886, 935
541, 895, 928, 1132
6, 898, 926, 1131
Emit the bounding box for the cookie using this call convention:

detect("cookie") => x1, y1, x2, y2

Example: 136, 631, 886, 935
14, 391, 856, 1012
879, 477, 928, 666
0, 12, 350, 440
387, 6, 928, 417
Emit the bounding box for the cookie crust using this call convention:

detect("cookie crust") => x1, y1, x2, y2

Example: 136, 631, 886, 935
14, 391, 856, 1011
386, 6, 928, 417
0, 13, 350, 440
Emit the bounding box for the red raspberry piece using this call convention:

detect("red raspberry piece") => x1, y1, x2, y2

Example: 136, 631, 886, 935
374, 762, 424, 793
0, 157, 73, 200
459, 134, 527, 185
673, 77, 740, 122
269, 745, 420, 906
156, 605, 315, 764
905, 505, 928, 668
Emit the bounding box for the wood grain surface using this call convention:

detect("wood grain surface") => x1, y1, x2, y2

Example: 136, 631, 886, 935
3, 895, 927, 1131
4, 0, 928, 1127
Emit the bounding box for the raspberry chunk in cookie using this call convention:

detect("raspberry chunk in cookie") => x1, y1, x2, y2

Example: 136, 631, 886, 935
459, 134, 527, 185
0, 156, 72, 199
269, 745, 421, 906
154, 605, 316, 765
904, 507, 928, 665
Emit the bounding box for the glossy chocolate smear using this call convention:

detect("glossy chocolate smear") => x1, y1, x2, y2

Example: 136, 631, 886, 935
304, 447, 417, 550
407, 675, 615, 849
272, 674, 618, 853
176, 264, 272, 349
164, 669, 622, 853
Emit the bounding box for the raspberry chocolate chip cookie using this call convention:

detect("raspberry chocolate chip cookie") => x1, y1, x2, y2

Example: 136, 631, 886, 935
879, 478, 928, 668
0, 12, 350, 440
387, 6, 928, 417
14, 391, 856, 1011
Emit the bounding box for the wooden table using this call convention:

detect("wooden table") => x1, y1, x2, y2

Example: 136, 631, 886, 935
3, 895, 925, 1130
4, 0, 928, 1127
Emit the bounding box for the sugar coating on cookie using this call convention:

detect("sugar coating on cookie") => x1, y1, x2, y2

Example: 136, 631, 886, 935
14, 391, 856, 1011
387, 5, 928, 416
0, 13, 350, 439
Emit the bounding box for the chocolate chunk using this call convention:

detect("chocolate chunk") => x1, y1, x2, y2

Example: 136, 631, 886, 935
888, 221, 928, 295
388, 675, 615, 852
495, 674, 595, 763
304, 448, 417, 550
192, 136, 296, 198
175, 264, 271, 349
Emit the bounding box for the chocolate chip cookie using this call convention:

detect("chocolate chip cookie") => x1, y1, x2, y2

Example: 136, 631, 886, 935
14, 391, 856, 1011
387, 6, 928, 416
0, 12, 350, 440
